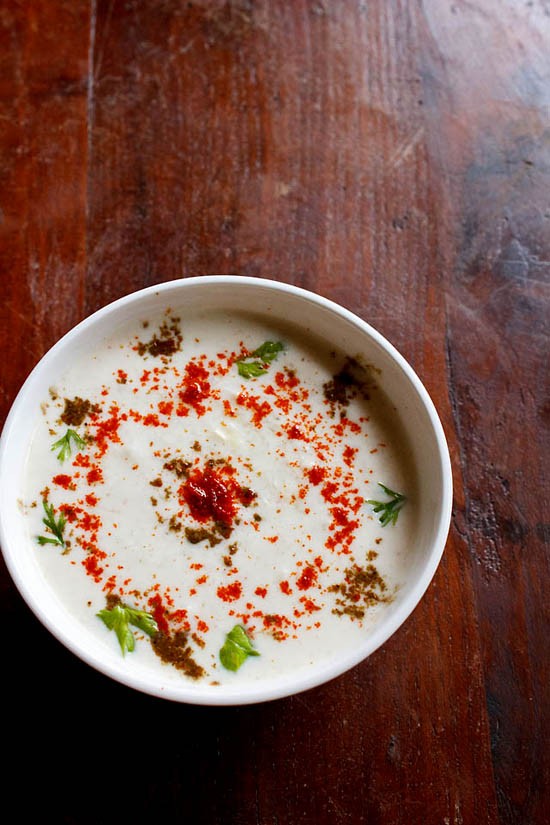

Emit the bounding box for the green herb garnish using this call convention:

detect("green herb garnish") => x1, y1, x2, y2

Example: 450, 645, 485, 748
219, 625, 260, 671
51, 428, 87, 462
236, 341, 284, 379
37, 499, 67, 547
251, 341, 284, 361
237, 361, 269, 379
367, 483, 407, 527
97, 602, 159, 655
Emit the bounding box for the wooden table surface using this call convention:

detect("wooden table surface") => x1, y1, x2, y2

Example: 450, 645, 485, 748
1, 2, 548, 823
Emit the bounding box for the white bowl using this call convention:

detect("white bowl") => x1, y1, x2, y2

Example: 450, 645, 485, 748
0, 276, 452, 704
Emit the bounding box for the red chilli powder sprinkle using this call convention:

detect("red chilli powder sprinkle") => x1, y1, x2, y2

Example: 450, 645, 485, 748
90, 404, 123, 457
301, 597, 321, 613
59, 503, 81, 523
82, 549, 106, 582
332, 417, 362, 436
177, 361, 211, 417
158, 400, 173, 416
52, 474, 72, 489
223, 399, 237, 417
142, 413, 166, 428
86, 466, 104, 485
217, 582, 242, 602
286, 424, 307, 441
148, 593, 170, 634
307, 466, 327, 486
296, 566, 317, 591
343, 445, 358, 466
235, 391, 272, 427
275, 370, 300, 390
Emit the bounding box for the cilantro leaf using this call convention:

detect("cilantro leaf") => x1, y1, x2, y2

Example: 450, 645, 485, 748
219, 624, 260, 671
123, 605, 159, 638
235, 341, 284, 380
97, 602, 159, 655
367, 483, 407, 527
251, 341, 284, 362
237, 361, 269, 379
51, 428, 87, 462
97, 604, 136, 654
37, 499, 67, 548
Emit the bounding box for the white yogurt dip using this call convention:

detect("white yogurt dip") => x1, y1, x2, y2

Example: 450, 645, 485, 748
22, 308, 416, 686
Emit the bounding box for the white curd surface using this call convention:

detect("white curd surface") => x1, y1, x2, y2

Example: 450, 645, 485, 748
22, 309, 417, 686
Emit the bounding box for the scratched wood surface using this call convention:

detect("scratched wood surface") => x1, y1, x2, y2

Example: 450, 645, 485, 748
1, 2, 548, 823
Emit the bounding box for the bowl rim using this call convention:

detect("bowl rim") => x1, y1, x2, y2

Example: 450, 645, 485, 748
0, 275, 453, 705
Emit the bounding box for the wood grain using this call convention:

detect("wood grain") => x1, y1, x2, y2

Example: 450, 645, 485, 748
1, 2, 548, 823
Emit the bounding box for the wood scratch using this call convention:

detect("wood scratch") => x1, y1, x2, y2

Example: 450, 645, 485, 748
92, 0, 115, 83
5, 301, 36, 329
389, 126, 425, 169
86, 0, 97, 244
87, 0, 97, 147
179, 37, 197, 55
327, 795, 349, 819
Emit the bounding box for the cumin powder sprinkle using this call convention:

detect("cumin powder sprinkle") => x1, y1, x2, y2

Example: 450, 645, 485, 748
151, 631, 205, 679
137, 317, 182, 358
163, 458, 192, 478
61, 396, 96, 426
329, 562, 391, 620
322, 357, 371, 410
184, 526, 222, 547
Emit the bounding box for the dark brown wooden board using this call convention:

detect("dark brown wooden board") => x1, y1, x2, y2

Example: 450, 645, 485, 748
1, 2, 548, 823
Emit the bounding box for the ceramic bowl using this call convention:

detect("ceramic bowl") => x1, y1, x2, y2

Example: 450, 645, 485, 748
0, 276, 452, 704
